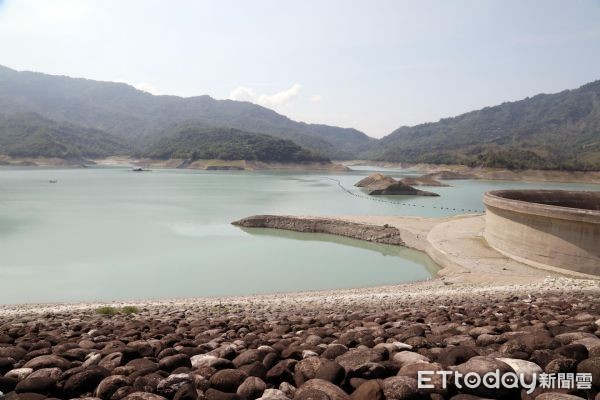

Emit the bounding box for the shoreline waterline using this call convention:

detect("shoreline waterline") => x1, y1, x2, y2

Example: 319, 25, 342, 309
232, 214, 600, 283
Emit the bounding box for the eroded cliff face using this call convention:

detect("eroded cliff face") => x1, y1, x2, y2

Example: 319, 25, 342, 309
232, 215, 405, 246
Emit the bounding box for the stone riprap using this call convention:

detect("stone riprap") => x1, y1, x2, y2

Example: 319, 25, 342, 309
232, 216, 405, 246
0, 278, 599, 400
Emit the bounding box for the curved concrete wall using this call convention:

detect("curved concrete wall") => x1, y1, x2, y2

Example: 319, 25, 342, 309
483, 190, 600, 276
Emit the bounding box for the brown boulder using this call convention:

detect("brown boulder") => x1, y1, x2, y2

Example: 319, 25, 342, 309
63, 366, 110, 398
95, 375, 130, 400
22, 355, 71, 370
295, 379, 349, 400
15, 377, 56, 395
576, 357, 600, 389
381, 376, 418, 400
210, 369, 248, 393
350, 380, 383, 400
236, 377, 267, 400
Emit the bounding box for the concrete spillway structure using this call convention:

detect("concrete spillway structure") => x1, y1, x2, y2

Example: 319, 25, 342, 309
483, 190, 600, 276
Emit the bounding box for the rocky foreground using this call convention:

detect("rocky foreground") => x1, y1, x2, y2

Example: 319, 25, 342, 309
0, 279, 599, 400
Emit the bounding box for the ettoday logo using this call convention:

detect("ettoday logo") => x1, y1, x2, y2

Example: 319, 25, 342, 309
417, 370, 593, 394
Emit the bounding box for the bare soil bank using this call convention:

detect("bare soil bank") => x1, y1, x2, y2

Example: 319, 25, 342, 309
0, 156, 348, 171
343, 161, 600, 184
0, 155, 88, 167
4, 155, 599, 180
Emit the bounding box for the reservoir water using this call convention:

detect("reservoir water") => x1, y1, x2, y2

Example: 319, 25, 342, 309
0, 166, 597, 304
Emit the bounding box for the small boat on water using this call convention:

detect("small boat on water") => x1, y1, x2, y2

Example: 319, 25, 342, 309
132, 167, 152, 172
49, 180, 58, 183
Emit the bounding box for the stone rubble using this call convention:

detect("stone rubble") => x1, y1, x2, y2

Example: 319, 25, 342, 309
0, 278, 599, 399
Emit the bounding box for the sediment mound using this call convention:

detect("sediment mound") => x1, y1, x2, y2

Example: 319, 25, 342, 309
355, 173, 439, 196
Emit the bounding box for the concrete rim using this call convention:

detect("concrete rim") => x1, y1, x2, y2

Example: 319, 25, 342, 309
483, 190, 600, 224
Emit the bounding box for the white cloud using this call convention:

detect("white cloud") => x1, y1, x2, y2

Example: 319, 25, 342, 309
134, 82, 159, 94
259, 84, 301, 106
229, 84, 302, 107
310, 94, 323, 102
113, 79, 160, 95
229, 86, 257, 102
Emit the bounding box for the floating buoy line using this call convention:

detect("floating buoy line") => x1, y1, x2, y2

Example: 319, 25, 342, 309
321, 177, 484, 214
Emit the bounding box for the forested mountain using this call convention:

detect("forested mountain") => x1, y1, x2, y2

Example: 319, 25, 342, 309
375, 80, 600, 170
0, 113, 129, 159
144, 125, 328, 163
1, 65, 599, 170
0, 65, 374, 159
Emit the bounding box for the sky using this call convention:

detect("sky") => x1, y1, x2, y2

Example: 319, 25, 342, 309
0, 0, 599, 138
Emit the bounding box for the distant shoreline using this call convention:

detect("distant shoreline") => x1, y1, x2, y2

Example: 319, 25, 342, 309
0, 155, 349, 171
3, 155, 600, 181
342, 160, 600, 184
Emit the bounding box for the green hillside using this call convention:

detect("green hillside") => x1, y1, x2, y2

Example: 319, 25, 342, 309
0, 113, 129, 159
376, 80, 600, 170
144, 125, 329, 163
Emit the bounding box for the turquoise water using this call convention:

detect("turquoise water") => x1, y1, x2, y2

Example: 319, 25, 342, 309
0, 167, 597, 304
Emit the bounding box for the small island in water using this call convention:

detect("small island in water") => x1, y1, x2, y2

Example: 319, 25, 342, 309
355, 173, 440, 196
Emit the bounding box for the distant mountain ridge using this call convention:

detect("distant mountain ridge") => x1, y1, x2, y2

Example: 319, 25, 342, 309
0, 64, 599, 170
0, 65, 374, 159
375, 80, 600, 170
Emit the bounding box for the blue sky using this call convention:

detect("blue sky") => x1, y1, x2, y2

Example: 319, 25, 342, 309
0, 0, 599, 137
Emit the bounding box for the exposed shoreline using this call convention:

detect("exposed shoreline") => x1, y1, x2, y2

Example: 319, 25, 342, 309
1, 276, 598, 318
3, 155, 600, 183
2, 213, 597, 315
0, 155, 349, 172
343, 160, 600, 184
232, 214, 600, 284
